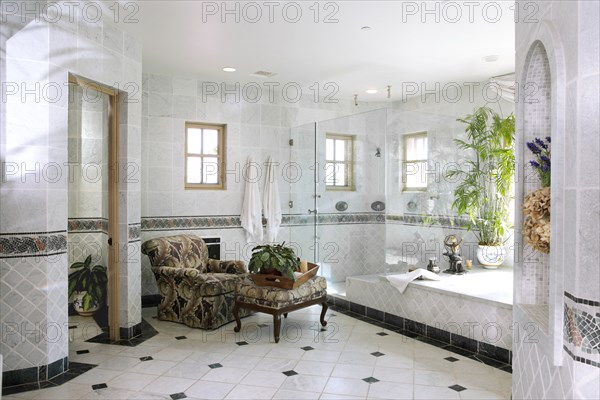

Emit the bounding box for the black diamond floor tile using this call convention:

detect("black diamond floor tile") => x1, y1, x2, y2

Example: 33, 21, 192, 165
282, 370, 298, 376
175, 336, 187, 340
363, 377, 380, 383
92, 383, 107, 390
301, 346, 314, 351
139, 356, 153, 361
449, 384, 467, 392
444, 356, 460, 362
370, 351, 385, 357
170, 392, 187, 400
236, 341, 249, 346
376, 332, 389, 336
76, 350, 90, 355
208, 363, 223, 369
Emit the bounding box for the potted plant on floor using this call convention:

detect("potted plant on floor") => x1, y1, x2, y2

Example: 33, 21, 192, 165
248, 242, 300, 279
68, 255, 108, 316
446, 107, 515, 268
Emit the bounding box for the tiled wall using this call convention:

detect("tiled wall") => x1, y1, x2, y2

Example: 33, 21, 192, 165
0, 2, 142, 383
513, 1, 600, 399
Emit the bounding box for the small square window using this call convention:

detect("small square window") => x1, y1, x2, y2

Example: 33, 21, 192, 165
402, 132, 428, 191
185, 123, 225, 189
326, 133, 354, 191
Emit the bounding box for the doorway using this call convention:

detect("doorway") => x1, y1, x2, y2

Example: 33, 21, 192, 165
67, 75, 120, 342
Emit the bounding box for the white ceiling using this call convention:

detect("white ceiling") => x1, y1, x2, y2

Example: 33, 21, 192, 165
119, 1, 515, 101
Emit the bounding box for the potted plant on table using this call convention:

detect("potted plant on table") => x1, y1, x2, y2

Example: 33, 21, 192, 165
446, 107, 515, 268
68, 255, 108, 316
248, 242, 300, 279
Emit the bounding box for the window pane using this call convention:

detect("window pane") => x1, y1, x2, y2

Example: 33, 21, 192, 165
405, 161, 427, 188
335, 140, 346, 161
188, 128, 202, 154
187, 157, 202, 183
336, 163, 346, 186
203, 157, 219, 184
415, 137, 427, 159
203, 129, 219, 155
326, 139, 334, 160
325, 163, 335, 186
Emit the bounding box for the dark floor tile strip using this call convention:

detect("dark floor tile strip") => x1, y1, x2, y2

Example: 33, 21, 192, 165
2, 362, 97, 396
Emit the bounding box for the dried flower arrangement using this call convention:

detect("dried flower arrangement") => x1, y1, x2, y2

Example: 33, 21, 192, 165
523, 186, 550, 253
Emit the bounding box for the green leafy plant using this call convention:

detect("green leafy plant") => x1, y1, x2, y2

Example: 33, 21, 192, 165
68, 255, 108, 311
446, 107, 515, 246
248, 242, 300, 279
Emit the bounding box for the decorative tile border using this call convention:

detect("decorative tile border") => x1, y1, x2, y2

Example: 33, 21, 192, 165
0, 231, 67, 258
128, 223, 141, 243
67, 218, 108, 234
564, 291, 600, 368
141, 212, 384, 231
386, 214, 471, 229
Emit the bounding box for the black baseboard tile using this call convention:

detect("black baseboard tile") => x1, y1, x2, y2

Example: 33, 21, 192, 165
384, 312, 405, 329
349, 301, 366, 315
405, 319, 427, 336
450, 332, 479, 353
427, 326, 451, 343
478, 341, 511, 365
366, 307, 384, 321
2, 366, 38, 387
333, 297, 350, 310
142, 294, 161, 308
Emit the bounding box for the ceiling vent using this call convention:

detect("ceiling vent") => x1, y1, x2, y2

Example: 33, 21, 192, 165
250, 70, 277, 78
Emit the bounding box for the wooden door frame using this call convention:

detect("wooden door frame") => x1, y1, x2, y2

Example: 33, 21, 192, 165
69, 74, 120, 342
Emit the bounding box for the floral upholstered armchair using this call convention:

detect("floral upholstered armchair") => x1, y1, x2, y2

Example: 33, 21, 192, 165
141, 235, 250, 329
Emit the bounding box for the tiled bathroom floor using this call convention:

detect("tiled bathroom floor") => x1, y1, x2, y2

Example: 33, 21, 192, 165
3, 307, 511, 400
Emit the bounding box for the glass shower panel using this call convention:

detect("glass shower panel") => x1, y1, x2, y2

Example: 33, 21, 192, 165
288, 122, 318, 263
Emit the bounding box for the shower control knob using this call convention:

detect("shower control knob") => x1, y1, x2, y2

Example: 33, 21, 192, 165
308, 209, 318, 215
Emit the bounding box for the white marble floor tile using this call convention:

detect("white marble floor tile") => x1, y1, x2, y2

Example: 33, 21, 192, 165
201, 366, 250, 384
413, 384, 461, 400
141, 376, 196, 395
331, 363, 374, 379
130, 359, 178, 375
301, 349, 342, 363
366, 381, 413, 399
273, 389, 321, 399
239, 370, 287, 388
224, 384, 278, 399
371, 366, 413, 384
185, 380, 235, 399
106, 372, 157, 391
323, 377, 370, 397
252, 357, 298, 372
281, 375, 329, 393
96, 355, 142, 371
68, 368, 122, 385
294, 360, 336, 376
164, 361, 211, 380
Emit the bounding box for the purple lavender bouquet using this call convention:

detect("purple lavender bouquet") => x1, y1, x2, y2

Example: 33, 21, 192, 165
526, 136, 551, 187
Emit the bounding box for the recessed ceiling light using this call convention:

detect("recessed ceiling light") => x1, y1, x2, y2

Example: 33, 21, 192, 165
361, 26, 372, 31
482, 55, 500, 62
366, 89, 378, 94
222, 67, 236, 72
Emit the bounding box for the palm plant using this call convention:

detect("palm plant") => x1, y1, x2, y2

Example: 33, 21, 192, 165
446, 107, 515, 245
68, 255, 108, 311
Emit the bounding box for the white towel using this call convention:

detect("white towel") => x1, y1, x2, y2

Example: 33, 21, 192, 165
241, 156, 263, 243
385, 269, 441, 294
263, 157, 282, 243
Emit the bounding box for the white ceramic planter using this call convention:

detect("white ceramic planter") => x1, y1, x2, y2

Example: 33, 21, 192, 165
72, 292, 100, 317
476, 245, 506, 268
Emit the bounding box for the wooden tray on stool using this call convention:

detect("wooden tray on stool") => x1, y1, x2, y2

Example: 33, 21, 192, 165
250, 262, 319, 289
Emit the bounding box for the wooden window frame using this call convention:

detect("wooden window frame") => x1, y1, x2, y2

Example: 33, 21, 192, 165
185, 122, 226, 190
325, 133, 355, 191
402, 131, 428, 192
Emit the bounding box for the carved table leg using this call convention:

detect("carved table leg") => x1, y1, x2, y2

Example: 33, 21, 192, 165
320, 302, 328, 327
273, 313, 282, 343
233, 302, 241, 333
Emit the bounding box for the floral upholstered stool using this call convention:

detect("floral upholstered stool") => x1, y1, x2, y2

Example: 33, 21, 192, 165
233, 276, 328, 343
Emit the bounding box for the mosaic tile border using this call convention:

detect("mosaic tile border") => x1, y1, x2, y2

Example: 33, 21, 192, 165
128, 223, 141, 243
563, 291, 600, 367
386, 214, 471, 229
141, 212, 384, 231
67, 218, 108, 234
0, 231, 67, 258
